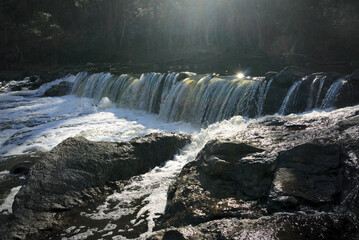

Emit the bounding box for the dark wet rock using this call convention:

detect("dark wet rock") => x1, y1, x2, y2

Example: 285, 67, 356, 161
286, 71, 341, 114
150, 214, 356, 240
154, 107, 359, 239
260, 67, 350, 115
263, 66, 313, 115
351, 69, 359, 81
28, 76, 39, 83
156, 139, 276, 228
199, 139, 273, 199
268, 143, 343, 212
1, 133, 190, 240
9, 162, 33, 176
337, 72, 359, 108
274, 66, 310, 87
265, 71, 277, 80
43, 81, 74, 97
0, 155, 43, 230
10, 85, 22, 91
284, 124, 308, 130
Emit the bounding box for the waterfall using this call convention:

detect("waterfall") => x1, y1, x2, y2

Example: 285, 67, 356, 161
278, 80, 302, 115
315, 76, 326, 108
70, 71, 349, 125
306, 76, 320, 110
71, 73, 266, 125
257, 77, 274, 116
320, 78, 345, 109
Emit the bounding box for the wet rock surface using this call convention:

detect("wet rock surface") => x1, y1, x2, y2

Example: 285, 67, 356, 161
150, 214, 356, 240
0, 133, 190, 240
153, 107, 359, 239
261, 67, 359, 115
43, 81, 73, 97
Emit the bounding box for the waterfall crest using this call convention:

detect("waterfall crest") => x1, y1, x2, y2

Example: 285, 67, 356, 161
70, 72, 347, 125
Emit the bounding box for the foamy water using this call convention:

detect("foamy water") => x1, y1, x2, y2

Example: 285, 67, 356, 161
1, 75, 358, 239
0, 93, 197, 157
0, 186, 22, 215
77, 115, 248, 239
0, 78, 250, 239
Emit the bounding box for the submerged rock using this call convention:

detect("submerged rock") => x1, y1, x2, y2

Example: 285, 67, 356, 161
153, 107, 359, 239
1, 133, 190, 240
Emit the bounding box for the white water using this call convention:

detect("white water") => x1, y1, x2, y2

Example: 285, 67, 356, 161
0, 76, 250, 239
72, 73, 266, 124
0, 186, 22, 215
80, 116, 248, 239
0, 72, 354, 239
0, 93, 196, 157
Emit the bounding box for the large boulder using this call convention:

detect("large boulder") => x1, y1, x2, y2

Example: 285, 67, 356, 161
336, 70, 359, 108
268, 143, 343, 212
153, 107, 359, 239
43, 81, 73, 97
156, 138, 275, 228
1, 133, 190, 240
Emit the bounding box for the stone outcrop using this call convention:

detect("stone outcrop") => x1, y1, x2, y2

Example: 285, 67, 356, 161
152, 107, 359, 239
261, 67, 359, 115
0, 133, 190, 240
43, 81, 73, 97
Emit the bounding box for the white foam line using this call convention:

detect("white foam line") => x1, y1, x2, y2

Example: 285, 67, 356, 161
0, 186, 22, 215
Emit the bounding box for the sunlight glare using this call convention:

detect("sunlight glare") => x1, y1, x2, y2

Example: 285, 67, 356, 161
237, 72, 245, 79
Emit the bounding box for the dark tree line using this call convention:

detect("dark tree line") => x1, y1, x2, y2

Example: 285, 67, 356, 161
1, 0, 359, 73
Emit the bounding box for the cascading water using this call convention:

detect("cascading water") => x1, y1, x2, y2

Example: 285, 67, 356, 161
307, 76, 320, 110
278, 80, 303, 115
315, 76, 327, 108
71, 71, 348, 125
257, 77, 274, 116
71, 73, 267, 125
320, 78, 345, 109
0, 70, 354, 239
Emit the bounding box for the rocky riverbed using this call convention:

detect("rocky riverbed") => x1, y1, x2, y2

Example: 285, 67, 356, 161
1, 106, 359, 239
0, 133, 190, 239
151, 107, 359, 239
1, 67, 359, 239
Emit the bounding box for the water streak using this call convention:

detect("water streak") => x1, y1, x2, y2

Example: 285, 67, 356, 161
257, 77, 274, 116
320, 78, 345, 109
278, 80, 302, 115
306, 76, 320, 110
315, 76, 327, 108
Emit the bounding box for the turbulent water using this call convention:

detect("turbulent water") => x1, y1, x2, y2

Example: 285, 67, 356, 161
0, 71, 351, 239
71, 72, 345, 125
